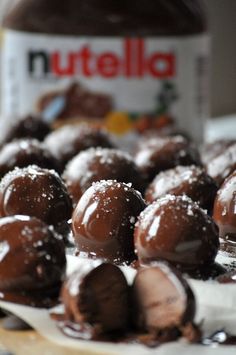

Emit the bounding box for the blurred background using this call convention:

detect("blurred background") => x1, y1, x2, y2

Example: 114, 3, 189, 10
0, 0, 235, 118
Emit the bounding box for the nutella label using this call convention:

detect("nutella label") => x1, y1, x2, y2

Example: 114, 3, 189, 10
1, 30, 209, 142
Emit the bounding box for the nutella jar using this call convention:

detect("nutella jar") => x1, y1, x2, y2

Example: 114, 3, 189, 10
1, 0, 209, 144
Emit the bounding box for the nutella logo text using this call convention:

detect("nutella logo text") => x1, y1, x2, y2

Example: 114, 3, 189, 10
28, 39, 175, 79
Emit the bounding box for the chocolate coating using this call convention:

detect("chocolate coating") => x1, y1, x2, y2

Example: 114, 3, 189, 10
0, 114, 51, 148
44, 124, 114, 167
206, 143, 236, 186
145, 165, 217, 212
201, 139, 236, 165
63, 148, 145, 205
61, 262, 130, 335
0, 215, 66, 307
134, 136, 201, 182
132, 263, 196, 333
72, 180, 146, 264
134, 195, 219, 269
213, 171, 236, 242
0, 138, 61, 177
0, 165, 73, 235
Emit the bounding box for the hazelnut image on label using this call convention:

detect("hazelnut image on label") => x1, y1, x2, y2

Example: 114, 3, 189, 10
72, 180, 146, 264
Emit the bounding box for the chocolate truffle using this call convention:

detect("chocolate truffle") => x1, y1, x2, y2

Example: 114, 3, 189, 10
213, 170, 236, 242
134, 195, 219, 270
0, 165, 73, 237
61, 262, 130, 337
0, 114, 51, 148
0, 138, 61, 178
133, 263, 196, 338
201, 139, 236, 165
206, 143, 236, 186
72, 180, 146, 264
134, 136, 201, 182
63, 148, 145, 205
145, 165, 217, 212
0, 215, 66, 307
44, 124, 114, 167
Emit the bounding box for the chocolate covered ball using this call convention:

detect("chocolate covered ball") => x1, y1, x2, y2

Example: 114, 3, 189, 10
133, 263, 196, 338
0, 138, 61, 178
0, 165, 73, 236
72, 180, 146, 264
63, 148, 145, 205
0, 215, 66, 307
44, 124, 114, 167
134, 136, 201, 182
201, 139, 236, 165
213, 171, 236, 242
145, 165, 217, 212
61, 262, 130, 337
206, 143, 236, 186
0, 114, 51, 148
134, 195, 219, 270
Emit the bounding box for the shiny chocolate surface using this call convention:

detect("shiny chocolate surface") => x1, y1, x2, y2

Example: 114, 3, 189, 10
213, 170, 236, 242
0, 215, 66, 307
134, 136, 201, 182
63, 148, 145, 205
72, 180, 146, 264
145, 165, 217, 212
134, 195, 219, 269
44, 124, 114, 167
0, 165, 73, 233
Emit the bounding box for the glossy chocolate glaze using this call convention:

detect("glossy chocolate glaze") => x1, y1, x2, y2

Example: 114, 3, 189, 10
201, 139, 236, 166
61, 262, 130, 334
134, 195, 219, 270
145, 165, 217, 212
206, 143, 236, 186
0, 114, 51, 148
213, 171, 236, 245
134, 136, 201, 182
0, 215, 66, 307
44, 124, 114, 168
72, 180, 146, 264
0, 165, 73, 235
63, 148, 145, 205
0, 138, 61, 177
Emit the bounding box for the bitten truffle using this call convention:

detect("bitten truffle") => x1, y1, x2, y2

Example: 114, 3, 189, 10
61, 262, 130, 337
134, 136, 201, 182
0, 165, 73, 237
0, 215, 66, 307
44, 124, 114, 167
213, 170, 236, 242
145, 165, 217, 212
0, 114, 51, 148
133, 263, 196, 340
0, 138, 61, 177
63, 148, 145, 205
134, 195, 219, 270
72, 180, 146, 264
